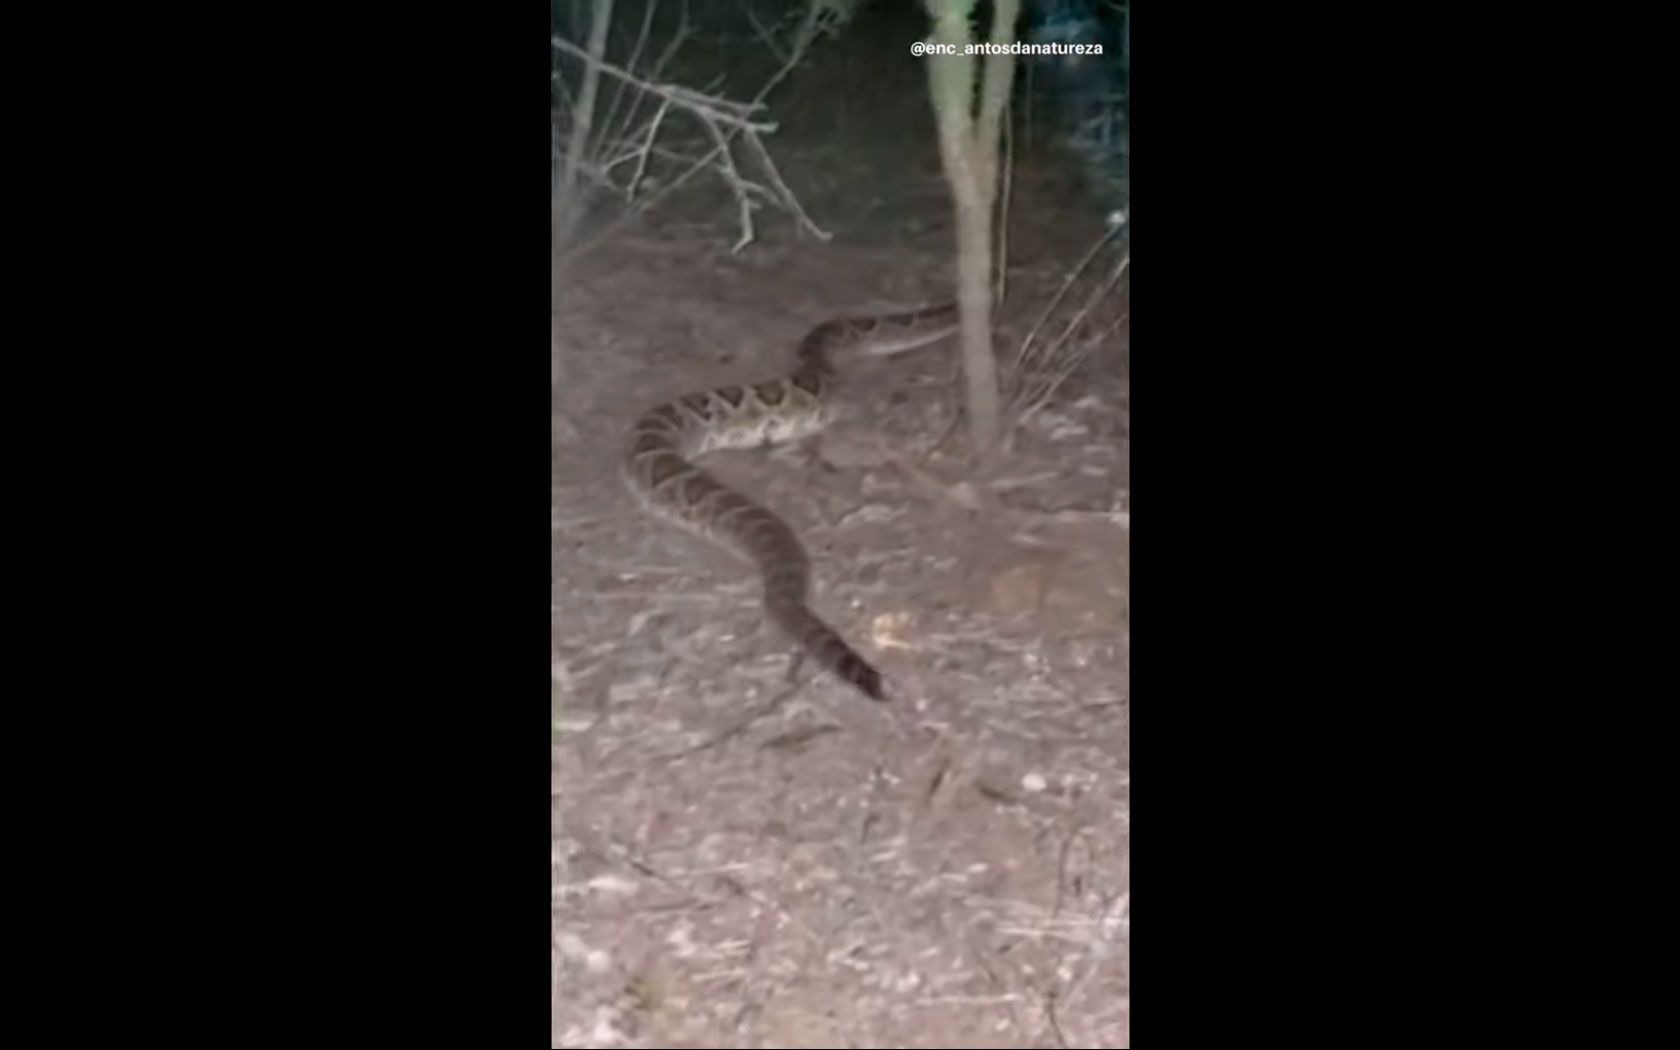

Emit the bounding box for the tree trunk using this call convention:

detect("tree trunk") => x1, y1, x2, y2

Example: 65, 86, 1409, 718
924, 0, 1020, 456
556, 0, 615, 245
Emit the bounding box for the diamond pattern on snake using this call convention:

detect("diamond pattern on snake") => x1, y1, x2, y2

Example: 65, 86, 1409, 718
624, 302, 958, 700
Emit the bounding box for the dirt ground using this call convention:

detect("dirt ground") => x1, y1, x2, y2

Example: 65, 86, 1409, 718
553, 7, 1128, 1047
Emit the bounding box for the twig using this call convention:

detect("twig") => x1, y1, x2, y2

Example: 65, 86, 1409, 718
624, 95, 674, 201
995, 100, 1015, 308
1052, 821, 1090, 920
739, 131, 833, 242
1044, 987, 1072, 1049
557, 0, 616, 213
552, 35, 776, 133
697, 115, 758, 253
1003, 224, 1128, 433
594, 0, 669, 158
735, 0, 788, 64
557, 2, 832, 260
1010, 223, 1124, 389
1013, 257, 1128, 426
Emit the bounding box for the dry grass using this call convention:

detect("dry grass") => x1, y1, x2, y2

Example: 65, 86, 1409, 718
1004, 217, 1129, 441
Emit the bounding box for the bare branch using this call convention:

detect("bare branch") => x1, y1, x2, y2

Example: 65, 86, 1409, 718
556, 2, 838, 261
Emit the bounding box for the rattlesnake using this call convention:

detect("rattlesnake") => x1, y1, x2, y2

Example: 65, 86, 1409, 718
624, 302, 959, 700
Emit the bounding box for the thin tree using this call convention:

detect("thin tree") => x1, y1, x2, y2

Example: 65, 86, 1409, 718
923, 0, 1022, 454
555, 0, 615, 246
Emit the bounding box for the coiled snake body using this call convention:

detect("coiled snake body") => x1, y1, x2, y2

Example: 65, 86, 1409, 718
624, 303, 958, 700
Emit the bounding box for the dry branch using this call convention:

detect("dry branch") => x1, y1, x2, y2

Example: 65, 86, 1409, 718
553, 0, 843, 260
1005, 220, 1129, 432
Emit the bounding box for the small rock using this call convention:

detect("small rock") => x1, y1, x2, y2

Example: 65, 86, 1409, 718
870, 611, 915, 651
